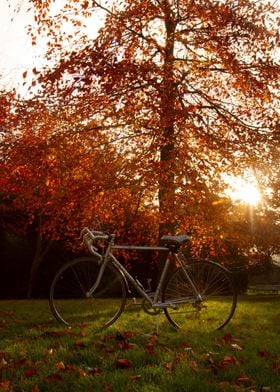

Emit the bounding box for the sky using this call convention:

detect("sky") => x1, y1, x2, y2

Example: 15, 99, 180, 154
0, 0, 105, 95
0, 1, 44, 93
0, 0, 279, 95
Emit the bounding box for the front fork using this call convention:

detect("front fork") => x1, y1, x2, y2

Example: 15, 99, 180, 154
86, 235, 115, 297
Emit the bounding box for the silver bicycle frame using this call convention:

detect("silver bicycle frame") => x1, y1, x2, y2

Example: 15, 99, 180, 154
88, 243, 201, 306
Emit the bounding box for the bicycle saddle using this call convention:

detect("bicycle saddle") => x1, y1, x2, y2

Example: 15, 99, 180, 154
160, 234, 190, 247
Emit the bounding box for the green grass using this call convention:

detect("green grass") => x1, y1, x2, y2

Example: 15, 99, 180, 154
0, 296, 279, 391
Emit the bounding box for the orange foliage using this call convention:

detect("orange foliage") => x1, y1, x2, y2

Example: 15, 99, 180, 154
2, 0, 279, 257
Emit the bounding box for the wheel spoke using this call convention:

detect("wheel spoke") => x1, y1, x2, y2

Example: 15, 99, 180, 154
49, 257, 126, 329
163, 261, 237, 331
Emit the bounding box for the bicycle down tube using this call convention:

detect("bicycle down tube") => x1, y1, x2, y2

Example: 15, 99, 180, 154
88, 243, 202, 308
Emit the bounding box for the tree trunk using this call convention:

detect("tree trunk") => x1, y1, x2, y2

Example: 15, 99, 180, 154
158, 4, 176, 237
27, 217, 53, 298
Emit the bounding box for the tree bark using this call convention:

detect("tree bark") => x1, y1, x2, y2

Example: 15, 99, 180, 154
27, 217, 53, 298
158, 3, 176, 237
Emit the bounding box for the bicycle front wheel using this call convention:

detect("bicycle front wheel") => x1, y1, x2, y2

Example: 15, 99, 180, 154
50, 257, 126, 329
163, 260, 237, 331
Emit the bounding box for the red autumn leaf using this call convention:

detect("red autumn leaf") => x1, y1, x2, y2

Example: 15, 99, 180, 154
0, 380, 12, 391
1, 358, 8, 367
115, 358, 133, 369
236, 371, 251, 386
31, 385, 40, 392
128, 375, 142, 381
220, 355, 238, 370
24, 368, 38, 377
88, 367, 102, 376
73, 340, 86, 348
175, 352, 188, 364
231, 343, 242, 351
79, 369, 87, 377
65, 364, 77, 373
115, 331, 136, 340
118, 340, 138, 350
221, 333, 240, 344
164, 361, 173, 372
272, 361, 280, 374
55, 361, 65, 370
258, 350, 272, 359
145, 343, 154, 355
43, 331, 68, 338
188, 360, 199, 373
105, 383, 112, 392
223, 355, 238, 364
13, 358, 29, 367
43, 373, 63, 383
103, 344, 115, 353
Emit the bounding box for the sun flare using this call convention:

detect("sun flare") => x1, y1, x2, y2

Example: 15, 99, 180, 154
225, 176, 261, 206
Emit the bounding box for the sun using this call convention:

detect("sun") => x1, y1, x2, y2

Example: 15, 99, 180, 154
224, 175, 261, 206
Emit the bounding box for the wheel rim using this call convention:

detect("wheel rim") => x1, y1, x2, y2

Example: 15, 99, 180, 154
50, 257, 126, 329
163, 261, 237, 331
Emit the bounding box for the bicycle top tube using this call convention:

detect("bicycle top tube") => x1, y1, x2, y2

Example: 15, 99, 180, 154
82, 227, 190, 257
112, 245, 169, 252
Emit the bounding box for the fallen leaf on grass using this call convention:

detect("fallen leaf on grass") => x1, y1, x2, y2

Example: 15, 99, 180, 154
0, 358, 8, 367
118, 340, 138, 351
175, 351, 187, 364
79, 368, 87, 377
188, 360, 199, 373
73, 340, 86, 349
43, 373, 63, 383
145, 343, 154, 355
221, 333, 241, 344
88, 367, 102, 376
258, 350, 272, 359
42, 330, 70, 338
105, 383, 112, 392
0, 380, 12, 391
231, 344, 242, 351
31, 385, 40, 392
164, 361, 173, 372
115, 358, 133, 369
115, 331, 134, 341
128, 375, 142, 381
272, 361, 280, 374
65, 364, 77, 373
24, 368, 38, 377
55, 361, 65, 370
220, 355, 239, 370
12, 358, 29, 367
219, 381, 231, 391
236, 371, 251, 386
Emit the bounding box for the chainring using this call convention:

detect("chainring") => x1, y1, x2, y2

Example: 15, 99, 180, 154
142, 297, 161, 315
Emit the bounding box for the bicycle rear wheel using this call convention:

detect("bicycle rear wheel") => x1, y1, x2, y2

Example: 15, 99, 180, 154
163, 260, 237, 331
49, 257, 126, 329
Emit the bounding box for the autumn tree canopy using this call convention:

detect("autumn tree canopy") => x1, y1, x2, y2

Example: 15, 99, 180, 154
2, 1, 279, 250
0, 89, 161, 295
23, 0, 279, 238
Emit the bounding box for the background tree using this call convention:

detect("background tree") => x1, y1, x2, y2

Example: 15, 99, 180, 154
1, 1, 279, 298
27, 0, 279, 238
0, 94, 159, 296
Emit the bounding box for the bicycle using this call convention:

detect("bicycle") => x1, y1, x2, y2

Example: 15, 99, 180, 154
49, 228, 237, 331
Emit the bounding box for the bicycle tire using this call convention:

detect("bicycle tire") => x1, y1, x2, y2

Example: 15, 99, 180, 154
49, 256, 126, 329
163, 260, 237, 331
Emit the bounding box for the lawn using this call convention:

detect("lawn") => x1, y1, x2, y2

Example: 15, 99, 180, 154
0, 296, 279, 391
